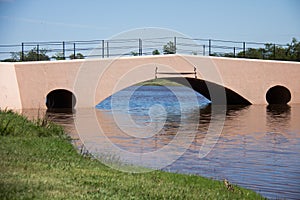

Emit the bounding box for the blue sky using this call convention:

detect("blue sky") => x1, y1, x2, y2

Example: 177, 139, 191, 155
0, 0, 299, 45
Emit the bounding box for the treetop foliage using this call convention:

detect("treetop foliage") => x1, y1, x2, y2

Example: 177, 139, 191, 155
225, 38, 300, 62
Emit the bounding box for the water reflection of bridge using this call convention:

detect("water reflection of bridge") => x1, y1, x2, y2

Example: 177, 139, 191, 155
19, 104, 300, 152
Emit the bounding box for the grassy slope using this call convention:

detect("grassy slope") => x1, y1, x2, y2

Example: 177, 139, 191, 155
0, 110, 265, 199
136, 78, 183, 86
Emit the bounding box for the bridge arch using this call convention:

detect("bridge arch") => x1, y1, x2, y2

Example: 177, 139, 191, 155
165, 77, 251, 105
46, 89, 76, 109
97, 77, 252, 106
266, 85, 291, 104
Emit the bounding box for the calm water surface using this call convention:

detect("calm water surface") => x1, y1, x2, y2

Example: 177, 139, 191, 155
22, 86, 300, 199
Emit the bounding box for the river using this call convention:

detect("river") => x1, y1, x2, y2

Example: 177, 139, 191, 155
22, 85, 300, 199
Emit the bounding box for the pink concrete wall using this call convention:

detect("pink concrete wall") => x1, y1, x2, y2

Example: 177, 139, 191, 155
210, 57, 300, 104
13, 60, 81, 109
0, 63, 22, 109
0, 55, 299, 109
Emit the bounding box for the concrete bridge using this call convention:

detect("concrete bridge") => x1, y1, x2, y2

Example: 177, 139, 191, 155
1, 54, 299, 110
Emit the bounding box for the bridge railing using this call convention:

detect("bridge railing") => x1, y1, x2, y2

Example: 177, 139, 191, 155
0, 37, 291, 62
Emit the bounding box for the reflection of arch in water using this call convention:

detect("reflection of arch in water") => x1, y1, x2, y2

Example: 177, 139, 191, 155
266, 104, 291, 141
195, 104, 250, 133
267, 104, 291, 116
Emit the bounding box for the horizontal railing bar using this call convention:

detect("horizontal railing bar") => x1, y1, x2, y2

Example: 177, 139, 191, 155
156, 72, 196, 75
0, 36, 295, 61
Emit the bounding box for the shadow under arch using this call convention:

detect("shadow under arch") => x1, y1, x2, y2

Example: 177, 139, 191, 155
266, 85, 291, 105
46, 89, 76, 110
165, 77, 251, 105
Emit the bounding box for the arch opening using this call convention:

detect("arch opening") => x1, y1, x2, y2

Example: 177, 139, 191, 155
166, 77, 251, 105
96, 77, 251, 107
266, 85, 291, 104
46, 89, 76, 109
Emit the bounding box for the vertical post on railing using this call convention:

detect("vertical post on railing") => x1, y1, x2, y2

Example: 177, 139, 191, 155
208, 39, 211, 56
62, 41, 65, 60
243, 42, 246, 58
174, 37, 177, 54
273, 44, 276, 60
106, 41, 109, 57
203, 45, 205, 56
102, 40, 105, 58
233, 47, 236, 57
21, 42, 24, 61
73, 43, 76, 59
37, 44, 40, 61
139, 38, 142, 56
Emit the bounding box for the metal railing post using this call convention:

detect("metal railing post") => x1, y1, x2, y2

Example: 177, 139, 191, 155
37, 44, 40, 61
21, 42, 24, 61
208, 39, 211, 56
233, 47, 236, 57
273, 44, 276, 59
102, 40, 105, 58
243, 42, 246, 58
62, 41, 65, 60
106, 41, 109, 58
139, 38, 142, 56
73, 43, 76, 59
174, 36, 177, 54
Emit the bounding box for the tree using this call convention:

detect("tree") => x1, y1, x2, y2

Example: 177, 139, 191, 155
10, 47, 50, 61
163, 41, 176, 54
192, 51, 198, 55
286, 38, 300, 61
237, 44, 282, 60
152, 49, 160, 55
52, 53, 65, 60
273, 45, 289, 61
130, 51, 139, 56
69, 53, 84, 59
235, 38, 300, 61
237, 48, 265, 59
1, 58, 18, 62
223, 52, 235, 58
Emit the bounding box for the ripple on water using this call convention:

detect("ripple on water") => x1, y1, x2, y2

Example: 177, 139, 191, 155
21, 86, 300, 199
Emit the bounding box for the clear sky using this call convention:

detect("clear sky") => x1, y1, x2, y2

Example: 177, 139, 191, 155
0, 0, 299, 45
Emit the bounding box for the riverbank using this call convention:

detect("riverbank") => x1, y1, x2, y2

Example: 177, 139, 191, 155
0, 109, 264, 199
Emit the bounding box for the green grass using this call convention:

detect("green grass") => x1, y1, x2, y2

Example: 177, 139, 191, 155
0, 109, 65, 138
136, 78, 183, 86
0, 109, 265, 199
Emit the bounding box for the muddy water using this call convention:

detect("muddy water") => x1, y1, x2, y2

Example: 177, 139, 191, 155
21, 86, 300, 199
